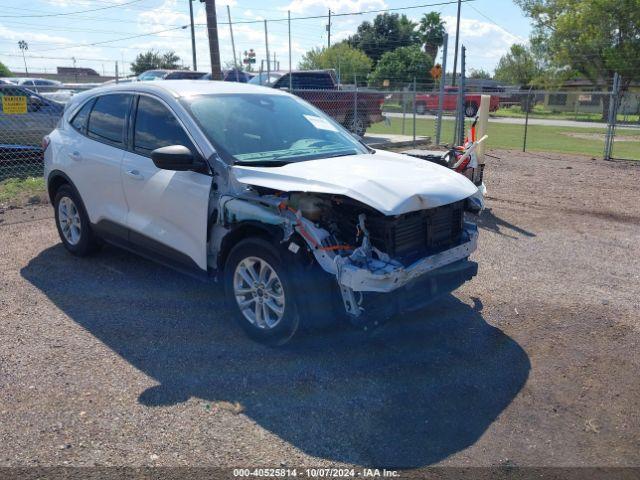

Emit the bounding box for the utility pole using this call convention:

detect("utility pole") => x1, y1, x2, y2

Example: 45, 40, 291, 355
327, 9, 331, 48
264, 20, 270, 80
451, 0, 462, 86
188, 0, 197, 71
227, 5, 238, 80
200, 0, 222, 80
288, 10, 292, 90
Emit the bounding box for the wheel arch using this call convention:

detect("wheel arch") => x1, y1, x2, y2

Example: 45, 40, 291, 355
217, 221, 283, 272
47, 170, 79, 204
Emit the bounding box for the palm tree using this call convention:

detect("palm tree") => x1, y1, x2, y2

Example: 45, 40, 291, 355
418, 12, 446, 62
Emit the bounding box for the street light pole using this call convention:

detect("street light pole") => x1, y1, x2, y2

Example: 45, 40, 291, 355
18, 40, 29, 76
188, 0, 197, 71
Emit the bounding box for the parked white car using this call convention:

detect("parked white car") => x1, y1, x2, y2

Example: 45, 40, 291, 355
44, 80, 483, 344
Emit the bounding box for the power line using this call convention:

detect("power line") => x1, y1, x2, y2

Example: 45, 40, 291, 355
196, 0, 477, 26
34, 25, 189, 53
0, 0, 146, 18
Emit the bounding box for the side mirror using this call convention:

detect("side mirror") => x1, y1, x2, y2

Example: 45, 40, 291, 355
29, 95, 44, 111
150, 145, 204, 171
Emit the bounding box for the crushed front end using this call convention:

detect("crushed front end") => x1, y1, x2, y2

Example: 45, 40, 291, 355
219, 187, 481, 324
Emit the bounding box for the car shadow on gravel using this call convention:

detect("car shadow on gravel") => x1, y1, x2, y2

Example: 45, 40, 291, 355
22, 244, 530, 469
476, 207, 536, 239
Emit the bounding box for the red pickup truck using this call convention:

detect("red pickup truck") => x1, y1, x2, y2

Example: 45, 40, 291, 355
415, 86, 500, 117
252, 70, 385, 137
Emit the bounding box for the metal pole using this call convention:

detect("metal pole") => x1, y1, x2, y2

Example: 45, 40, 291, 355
115, 61, 119, 84
188, 0, 197, 71
327, 9, 331, 48
451, 0, 462, 86
264, 20, 270, 81
604, 73, 620, 160
435, 33, 448, 145
402, 90, 406, 135
353, 74, 358, 135
457, 45, 466, 145
227, 5, 238, 81
413, 77, 417, 145
523, 86, 532, 152
203, 0, 222, 80
288, 10, 292, 90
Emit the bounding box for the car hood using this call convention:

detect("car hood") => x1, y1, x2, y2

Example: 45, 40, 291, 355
231, 150, 478, 215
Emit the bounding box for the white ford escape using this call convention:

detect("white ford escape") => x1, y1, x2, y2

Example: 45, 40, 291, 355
44, 80, 483, 344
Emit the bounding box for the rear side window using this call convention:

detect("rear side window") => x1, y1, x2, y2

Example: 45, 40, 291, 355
133, 96, 195, 156
87, 94, 131, 146
70, 99, 94, 133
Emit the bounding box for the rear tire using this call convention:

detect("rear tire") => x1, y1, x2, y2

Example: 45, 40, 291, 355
415, 102, 426, 115
53, 184, 101, 256
345, 111, 367, 137
224, 238, 300, 345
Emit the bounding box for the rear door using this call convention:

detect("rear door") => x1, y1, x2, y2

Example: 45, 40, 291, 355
121, 94, 211, 272
72, 93, 131, 227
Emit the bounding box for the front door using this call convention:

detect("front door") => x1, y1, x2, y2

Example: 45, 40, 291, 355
121, 94, 211, 272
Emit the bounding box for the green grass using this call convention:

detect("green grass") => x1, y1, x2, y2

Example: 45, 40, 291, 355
0, 176, 46, 204
492, 105, 640, 124
369, 116, 640, 159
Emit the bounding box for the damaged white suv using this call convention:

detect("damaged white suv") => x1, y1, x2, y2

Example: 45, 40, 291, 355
44, 81, 483, 344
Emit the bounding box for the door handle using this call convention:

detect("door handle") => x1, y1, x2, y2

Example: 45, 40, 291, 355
125, 169, 144, 180
68, 151, 81, 161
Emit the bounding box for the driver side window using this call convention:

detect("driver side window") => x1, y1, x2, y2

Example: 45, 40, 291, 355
133, 95, 196, 157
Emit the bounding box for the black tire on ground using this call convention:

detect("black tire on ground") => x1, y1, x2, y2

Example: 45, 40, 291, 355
345, 111, 367, 137
224, 238, 301, 345
53, 184, 101, 256
464, 102, 479, 117
415, 102, 426, 115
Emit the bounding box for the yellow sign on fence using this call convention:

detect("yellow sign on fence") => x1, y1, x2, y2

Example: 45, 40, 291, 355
2, 95, 28, 115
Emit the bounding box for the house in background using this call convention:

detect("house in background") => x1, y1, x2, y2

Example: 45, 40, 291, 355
542, 78, 640, 116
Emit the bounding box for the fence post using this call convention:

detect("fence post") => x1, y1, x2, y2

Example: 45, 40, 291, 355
454, 46, 466, 146
354, 74, 358, 136
435, 33, 448, 145
402, 89, 407, 135
604, 72, 620, 160
412, 77, 417, 145
523, 86, 533, 152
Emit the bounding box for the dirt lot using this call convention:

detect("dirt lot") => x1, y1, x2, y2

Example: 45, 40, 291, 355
0, 150, 638, 469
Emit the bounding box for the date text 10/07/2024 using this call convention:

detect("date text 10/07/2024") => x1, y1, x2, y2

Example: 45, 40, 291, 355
232, 468, 400, 477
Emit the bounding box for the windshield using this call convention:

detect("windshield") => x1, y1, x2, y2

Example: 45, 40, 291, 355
182, 93, 368, 165
248, 73, 282, 86
139, 70, 166, 81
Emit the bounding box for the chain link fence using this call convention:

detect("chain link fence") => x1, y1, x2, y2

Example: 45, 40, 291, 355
1, 75, 638, 189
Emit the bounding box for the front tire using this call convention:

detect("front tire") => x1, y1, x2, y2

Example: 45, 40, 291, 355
224, 238, 300, 345
53, 184, 100, 256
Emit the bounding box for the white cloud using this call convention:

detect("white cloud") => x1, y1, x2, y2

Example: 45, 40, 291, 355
282, 0, 386, 15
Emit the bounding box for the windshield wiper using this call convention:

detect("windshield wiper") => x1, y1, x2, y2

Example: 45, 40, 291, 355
234, 159, 292, 167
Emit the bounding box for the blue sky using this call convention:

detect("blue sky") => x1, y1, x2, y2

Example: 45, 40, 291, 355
0, 0, 532, 78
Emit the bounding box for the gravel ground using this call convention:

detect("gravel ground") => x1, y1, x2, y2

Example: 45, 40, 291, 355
0, 149, 638, 469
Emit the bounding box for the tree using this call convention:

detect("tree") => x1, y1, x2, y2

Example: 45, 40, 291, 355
299, 43, 373, 84
516, 0, 640, 117
0, 61, 12, 77
346, 13, 420, 65
130, 50, 182, 75
370, 45, 433, 88
469, 68, 492, 80
418, 12, 446, 62
493, 44, 540, 86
